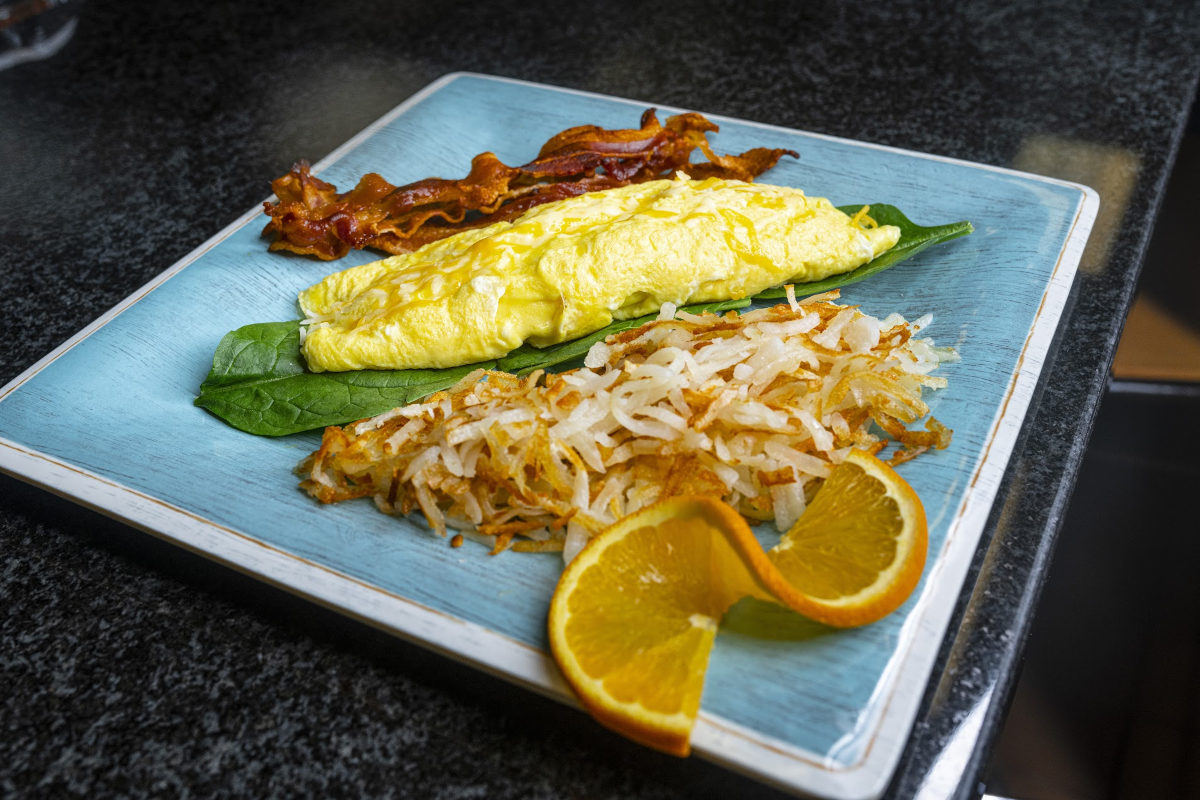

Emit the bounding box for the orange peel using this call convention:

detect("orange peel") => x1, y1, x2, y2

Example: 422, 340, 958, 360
546, 449, 927, 756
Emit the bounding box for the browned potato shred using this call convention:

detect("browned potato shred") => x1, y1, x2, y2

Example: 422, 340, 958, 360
298, 291, 953, 560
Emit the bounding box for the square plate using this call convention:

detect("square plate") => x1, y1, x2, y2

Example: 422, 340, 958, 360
0, 73, 1096, 799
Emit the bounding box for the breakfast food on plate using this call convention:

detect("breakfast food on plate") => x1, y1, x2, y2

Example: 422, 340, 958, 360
199, 101, 973, 439
242, 105, 967, 760
238, 103, 970, 764
548, 455, 927, 755
262, 108, 797, 260
298, 292, 952, 560
298, 176, 901, 372
196, 200, 972, 437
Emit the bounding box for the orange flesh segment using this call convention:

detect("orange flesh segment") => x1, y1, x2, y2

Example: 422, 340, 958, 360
547, 449, 927, 756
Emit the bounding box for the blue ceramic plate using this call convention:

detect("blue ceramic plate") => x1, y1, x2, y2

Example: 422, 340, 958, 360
0, 74, 1096, 799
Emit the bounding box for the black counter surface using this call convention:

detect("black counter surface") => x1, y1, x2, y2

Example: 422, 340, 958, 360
2, 2, 1198, 798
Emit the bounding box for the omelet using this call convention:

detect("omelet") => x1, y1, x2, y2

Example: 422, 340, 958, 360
298, 176, 900, 372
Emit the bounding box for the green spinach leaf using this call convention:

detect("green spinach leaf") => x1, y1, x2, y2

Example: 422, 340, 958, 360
195, 205, 970, 436
195, 300, 749, 436
753, 205, 973, 300
195, 322, 494, 436
496, 298, 750, 376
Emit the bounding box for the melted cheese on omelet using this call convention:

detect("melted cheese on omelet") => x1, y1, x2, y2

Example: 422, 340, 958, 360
298, 176, 900, 372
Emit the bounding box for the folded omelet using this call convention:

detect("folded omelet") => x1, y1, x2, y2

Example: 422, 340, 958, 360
298, 176, 900, 372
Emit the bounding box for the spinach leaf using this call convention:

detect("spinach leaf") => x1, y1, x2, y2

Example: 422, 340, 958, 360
496, 298, 750, 376
195, 300, 749, 436
753, 205, 973, 300
195, 322, 494, 436
195, 205, 970, 436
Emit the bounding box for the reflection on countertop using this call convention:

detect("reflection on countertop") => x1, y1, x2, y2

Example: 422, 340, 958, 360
988, 112, 1200, 800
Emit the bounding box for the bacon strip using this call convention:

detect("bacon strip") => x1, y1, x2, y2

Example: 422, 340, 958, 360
262, 109, 798, 260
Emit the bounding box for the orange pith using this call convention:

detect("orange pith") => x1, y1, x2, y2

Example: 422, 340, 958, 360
546, 449, 928, 756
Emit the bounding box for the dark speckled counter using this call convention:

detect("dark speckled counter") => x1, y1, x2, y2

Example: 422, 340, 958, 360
2, 2, 1198, 798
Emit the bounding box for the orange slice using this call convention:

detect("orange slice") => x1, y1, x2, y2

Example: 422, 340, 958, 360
546, 449, 927, 756
766, 448, 928, 628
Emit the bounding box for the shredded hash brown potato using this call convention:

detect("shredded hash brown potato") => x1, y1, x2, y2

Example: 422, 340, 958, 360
298, 292, 954, 561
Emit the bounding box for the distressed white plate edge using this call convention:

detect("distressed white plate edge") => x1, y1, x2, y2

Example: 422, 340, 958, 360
0, 72, 1099, 800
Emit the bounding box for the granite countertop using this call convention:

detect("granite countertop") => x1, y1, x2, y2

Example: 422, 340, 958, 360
2, 2, 1198, 798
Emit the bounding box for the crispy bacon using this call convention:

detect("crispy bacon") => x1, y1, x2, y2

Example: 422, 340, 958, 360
262, 109, 798, 260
